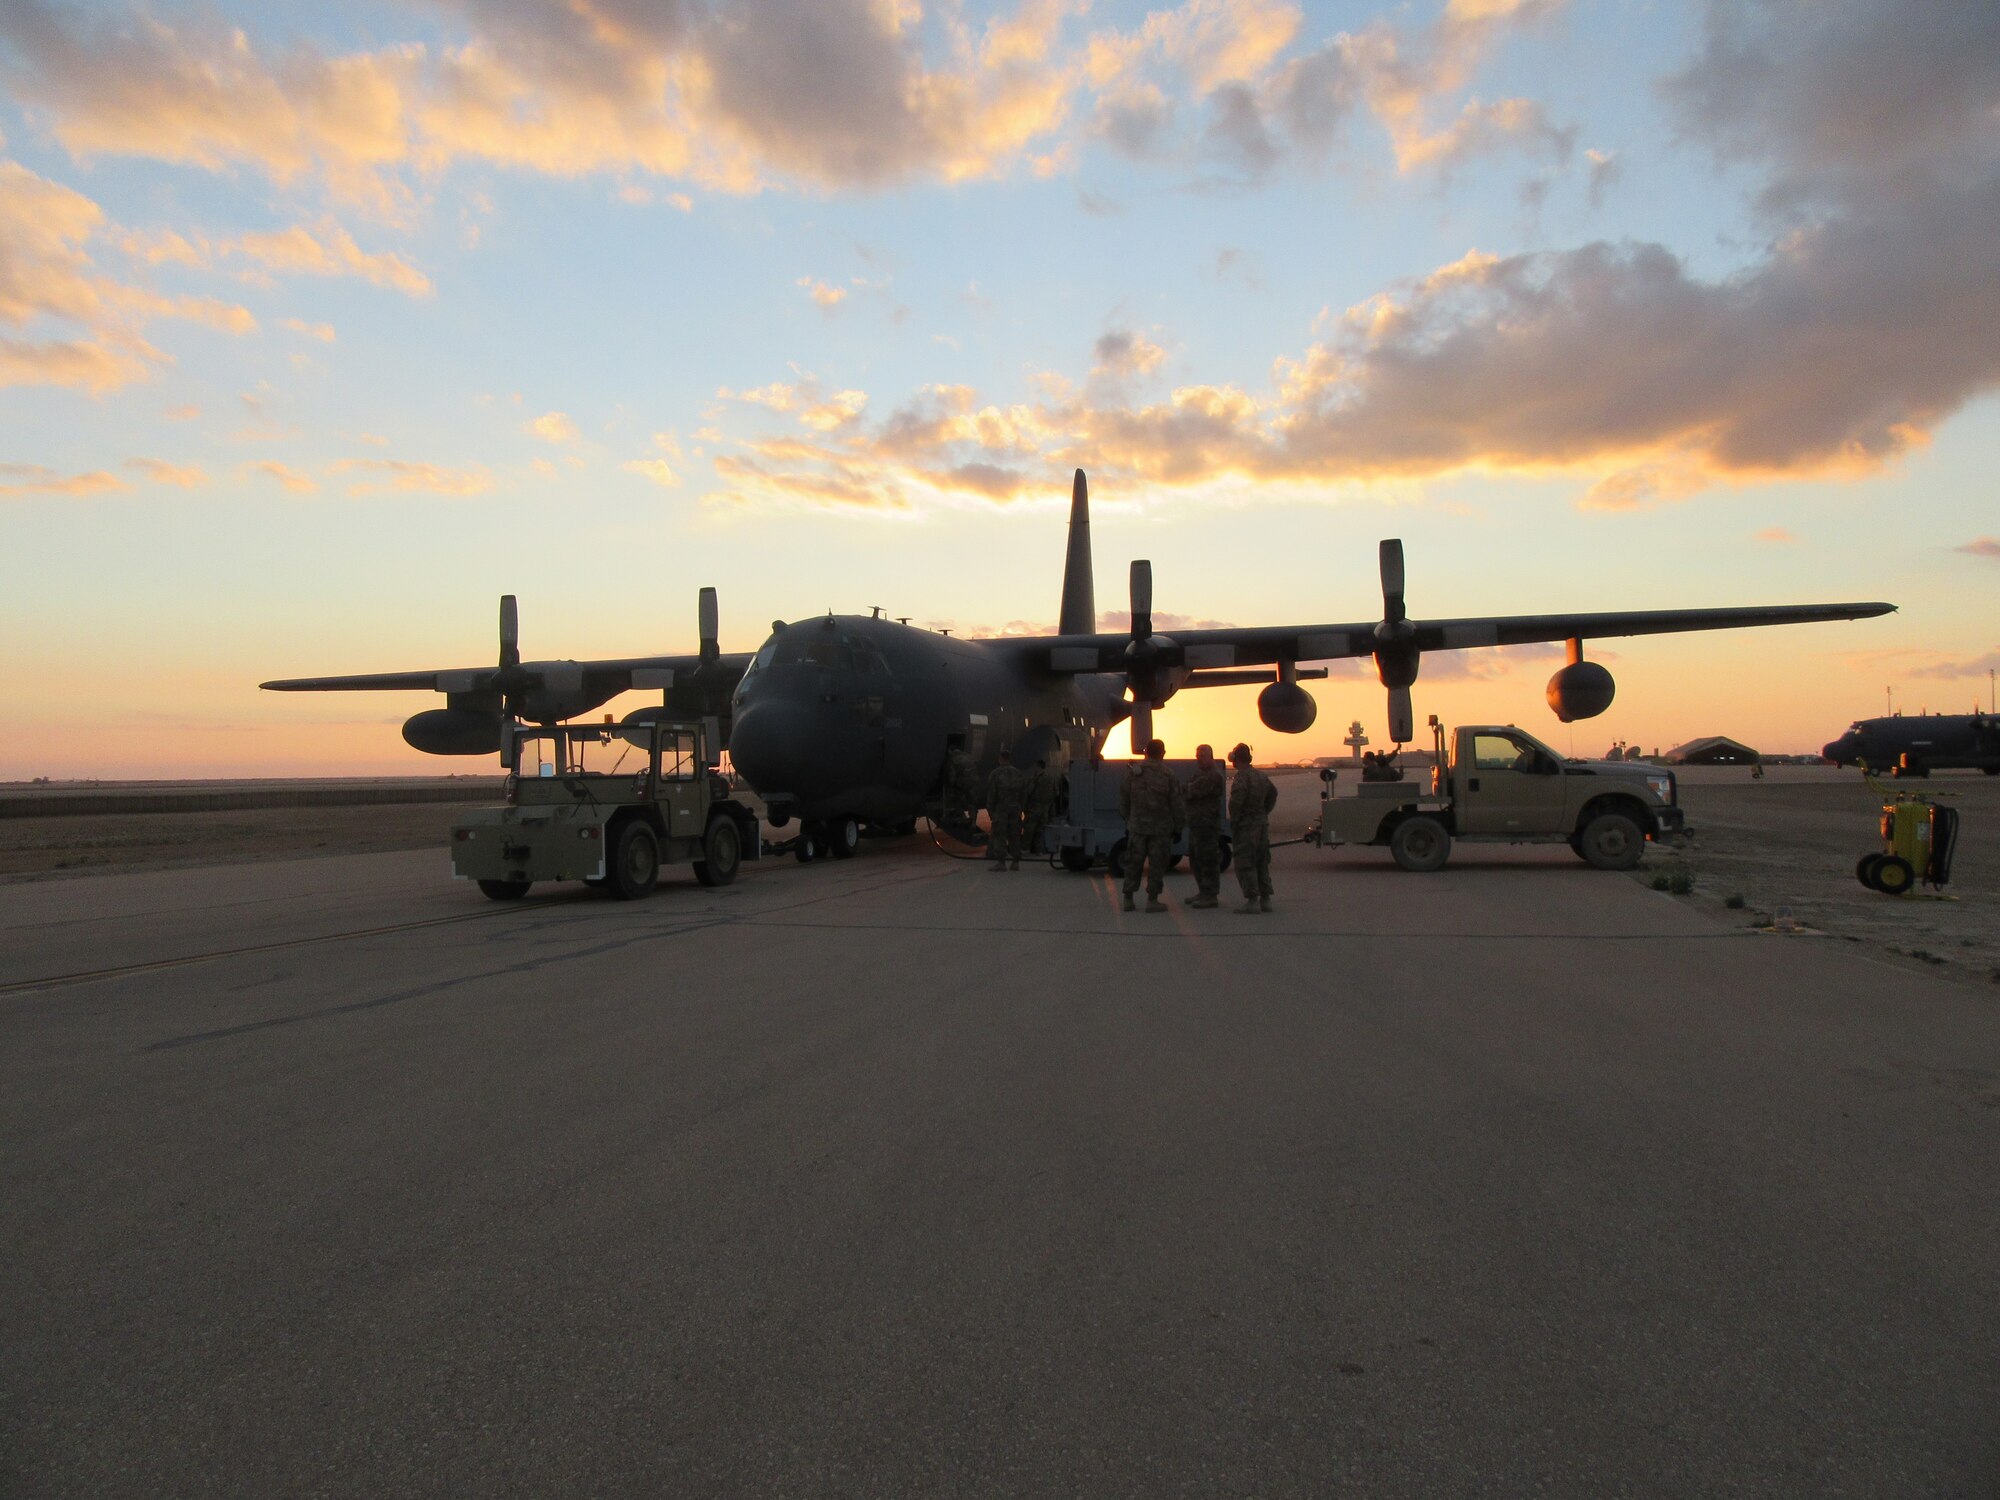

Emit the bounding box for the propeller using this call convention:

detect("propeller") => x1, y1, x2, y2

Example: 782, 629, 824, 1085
1122, 559, 1177, 753
698, 585, 720, 667
1371, 540, 1421, 744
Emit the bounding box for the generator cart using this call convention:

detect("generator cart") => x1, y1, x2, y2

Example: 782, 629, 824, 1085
1311, 717, 1685, 873
1855, 785, 1960, 896
1044, 757, 1232, 877
451, 718, 760, 901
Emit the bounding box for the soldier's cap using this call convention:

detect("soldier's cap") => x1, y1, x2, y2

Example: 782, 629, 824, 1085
1228, 742, 1252, 764
1144, 739, 1166, 759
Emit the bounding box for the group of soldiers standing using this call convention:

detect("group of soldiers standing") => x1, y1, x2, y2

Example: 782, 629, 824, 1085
945, 745, 1056, 872
1118, 739, 1276, 915
943, 735, 1279, 911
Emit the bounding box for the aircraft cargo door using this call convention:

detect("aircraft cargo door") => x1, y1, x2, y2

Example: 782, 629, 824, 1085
1459, 731, 1566, 837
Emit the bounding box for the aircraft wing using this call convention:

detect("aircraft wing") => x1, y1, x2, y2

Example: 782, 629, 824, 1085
1012, 601, 1898, 674
260, 654, 753, 695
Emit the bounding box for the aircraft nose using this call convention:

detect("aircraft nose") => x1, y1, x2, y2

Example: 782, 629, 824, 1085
1823, 736, 1852, 762
729, 701, 812, 795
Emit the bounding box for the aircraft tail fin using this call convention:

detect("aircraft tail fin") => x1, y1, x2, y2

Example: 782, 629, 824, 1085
1059, 468, 1095, 636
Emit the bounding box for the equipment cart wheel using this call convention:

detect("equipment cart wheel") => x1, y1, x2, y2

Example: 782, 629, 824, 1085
1872, 854, 1915, 896
478, 878, 531, 901
1106, 837, 1129, 879
1059, 845, 1092, 873
1577, 812, 1644, 871
795, 825, 822, 863
610, 821, 661, 899
1855, 853, 1885, 889
694, 817, 742, 888
828, 816, 861, 859
1389, 816, 1451, 873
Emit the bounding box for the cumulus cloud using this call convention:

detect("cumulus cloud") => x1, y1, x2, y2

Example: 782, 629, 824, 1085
1754, 526, 1796, 544
525, 411, 580, 444
234, 221, 429, 296
624, 458, 682, 487
1092, 327, 1167, 378
0, 0, 1570, 201
798, 276, 848, 309
1957, 538, 2000, 560
280, 318, 336, 342
0, 155, 255, 393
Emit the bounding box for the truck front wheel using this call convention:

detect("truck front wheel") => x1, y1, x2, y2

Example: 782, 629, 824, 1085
695, 817, 742, 887
1389, 817, 1450, 872
610, 821, 661, 899
1578, 812, 1644, 871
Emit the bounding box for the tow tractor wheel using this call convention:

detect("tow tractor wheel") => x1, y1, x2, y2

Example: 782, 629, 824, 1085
828, 816, 861, 859
1059, 845, 1092, 873
1106, 837, 1129, 879
795, 825, 822, 863
610, 821, 661, 899
478, 878, 531, 901
694, 816, 742, 888
1872, 854, 1916, 896
1577, 812, 1644, 871
1389, 816, 1451, 873
1855, 853, 1885, 889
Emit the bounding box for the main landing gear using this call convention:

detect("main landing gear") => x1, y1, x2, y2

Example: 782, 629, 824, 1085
782, 816, 864, 863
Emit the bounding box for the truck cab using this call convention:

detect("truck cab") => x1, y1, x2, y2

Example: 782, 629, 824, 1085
1313, 719, 1684, 872
451, 718, 761, 901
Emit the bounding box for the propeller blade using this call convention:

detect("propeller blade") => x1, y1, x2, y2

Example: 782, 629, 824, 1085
1130, 559, 1153, 641
1379, 539, 1405, 625
698, 586, 719, 664
499, 594, 520, 668
1130, 700, 1153, 755
1387, 685, 1414, 746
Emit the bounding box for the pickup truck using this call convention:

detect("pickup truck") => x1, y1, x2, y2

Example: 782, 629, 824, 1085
1312, 720, 1685, 872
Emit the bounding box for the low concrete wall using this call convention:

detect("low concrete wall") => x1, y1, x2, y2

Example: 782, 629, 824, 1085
0, 782, 506, 819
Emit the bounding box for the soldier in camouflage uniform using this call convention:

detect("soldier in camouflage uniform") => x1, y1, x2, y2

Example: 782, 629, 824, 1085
1182, 743, 1226, 908
1118, 739, 1185, 912
984, 748, 1027, 870
1022, 758, 1056, 865
1227, 741, 1278, 913
942, 742, 977, 829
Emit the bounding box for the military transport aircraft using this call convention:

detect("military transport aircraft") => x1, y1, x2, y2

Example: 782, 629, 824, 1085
264, 470, 1894, 854
1823, 713, 2000, 776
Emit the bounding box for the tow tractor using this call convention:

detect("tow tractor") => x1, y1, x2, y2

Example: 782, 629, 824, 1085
1311, 716, 1685, 872
451, 718, 761, 900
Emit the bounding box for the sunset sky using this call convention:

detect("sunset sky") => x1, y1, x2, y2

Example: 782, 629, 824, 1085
3, 0, 1996, 778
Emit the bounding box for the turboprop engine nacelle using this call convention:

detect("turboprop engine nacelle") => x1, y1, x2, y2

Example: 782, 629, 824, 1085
1258, 680, 1319, 734
1545, 660, 1616, 722
403, 707, 502, 756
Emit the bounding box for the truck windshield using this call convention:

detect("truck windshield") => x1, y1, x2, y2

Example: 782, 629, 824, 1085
514, 728, 640, 777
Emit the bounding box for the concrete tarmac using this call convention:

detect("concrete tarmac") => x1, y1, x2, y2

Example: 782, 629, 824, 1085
4, 777, 1997, 1496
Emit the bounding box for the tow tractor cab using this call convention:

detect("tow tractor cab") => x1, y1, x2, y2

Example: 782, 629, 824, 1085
450, 718, 760, 901
1314, 717, 1685, 873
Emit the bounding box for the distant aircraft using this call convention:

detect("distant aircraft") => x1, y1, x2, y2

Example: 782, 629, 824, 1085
1822, 713, 2000, 776
264, 470, 1895, 852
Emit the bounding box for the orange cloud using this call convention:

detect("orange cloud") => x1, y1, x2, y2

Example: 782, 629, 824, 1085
0, 461, 129, 496
0, 155, 255, 392
234, 221, 430, 296
280, 317, 337, 342
330, 458, 492, 496
525, 411, 580, 444
125, 456, 206, 486
243, 459, 317, 493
